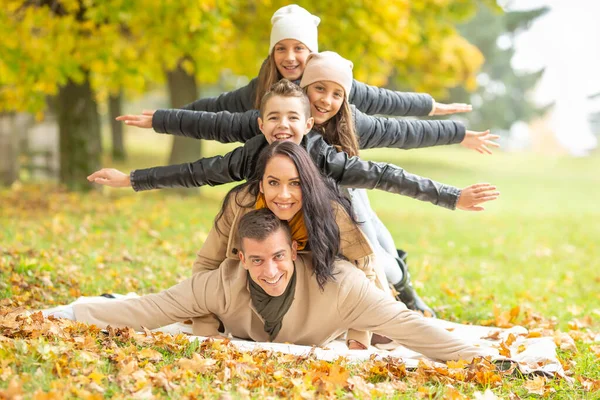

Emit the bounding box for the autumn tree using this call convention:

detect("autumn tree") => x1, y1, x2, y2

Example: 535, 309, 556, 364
1, 0, 498, 189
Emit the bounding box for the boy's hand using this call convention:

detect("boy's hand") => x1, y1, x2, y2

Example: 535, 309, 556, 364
87, 168, 131, 188
461, 130, 500, 154
115, 109, 155, 129
429, 102, 472, 116
456, 183, 499, 211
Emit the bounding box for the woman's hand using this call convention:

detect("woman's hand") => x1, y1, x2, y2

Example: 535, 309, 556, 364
429, 102, 472, 116
456, 183, 500, 211
87, 168, 131, 188
115, 110, 155, 129
461, 130, 500, 154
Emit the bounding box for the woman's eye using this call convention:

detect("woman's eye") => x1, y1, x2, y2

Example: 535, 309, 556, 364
268, 180, 279, 186
290, 181, 300, 186
296, 46, 305, 51
334, 93, 343, 98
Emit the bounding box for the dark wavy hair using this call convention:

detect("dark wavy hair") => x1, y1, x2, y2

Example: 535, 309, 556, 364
215, 141, 354, 289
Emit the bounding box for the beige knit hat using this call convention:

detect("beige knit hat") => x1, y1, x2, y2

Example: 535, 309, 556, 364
299, 52, 354, 98
269, 5, 320, 54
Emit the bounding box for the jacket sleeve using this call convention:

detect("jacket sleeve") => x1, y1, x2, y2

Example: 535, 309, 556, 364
349, 79, 434, 117
192, 198, 237, 275
336, 266, 496, 362
180, 79, 257, 112
152, 109, 261, 144
129, 137, 264, 191
73, 272, 220, 335
306, 134, 461, 210
353, 108, 466, 150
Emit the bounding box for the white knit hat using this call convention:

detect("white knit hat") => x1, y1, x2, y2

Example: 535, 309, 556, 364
299, 52, 354, 98
269, 5, 320, 54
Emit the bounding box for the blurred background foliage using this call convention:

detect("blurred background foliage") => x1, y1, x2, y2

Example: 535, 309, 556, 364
0, 0, 505, 189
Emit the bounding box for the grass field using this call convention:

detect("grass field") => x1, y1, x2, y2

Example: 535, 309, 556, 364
1, 133, 599, 398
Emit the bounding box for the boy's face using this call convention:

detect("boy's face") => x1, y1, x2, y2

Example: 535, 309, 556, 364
258, 96, 314, 145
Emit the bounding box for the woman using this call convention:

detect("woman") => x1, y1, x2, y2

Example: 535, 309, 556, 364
188, 140, 390, 349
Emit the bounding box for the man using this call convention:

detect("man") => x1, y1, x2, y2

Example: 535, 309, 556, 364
58, 209, 495, 362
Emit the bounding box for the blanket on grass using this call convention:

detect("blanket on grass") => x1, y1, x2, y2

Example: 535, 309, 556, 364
40, 294, 565, 378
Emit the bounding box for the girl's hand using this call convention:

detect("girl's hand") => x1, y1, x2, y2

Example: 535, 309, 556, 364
429, 102, 472, 116
115, 109, 155, 129
461, 130, 500, 154
87, 168, 131, 188
456, 183, 500, 211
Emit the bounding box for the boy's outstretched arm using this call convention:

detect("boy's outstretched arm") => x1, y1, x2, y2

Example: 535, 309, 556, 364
305, 133, 499, 211
87, 136, 267, 191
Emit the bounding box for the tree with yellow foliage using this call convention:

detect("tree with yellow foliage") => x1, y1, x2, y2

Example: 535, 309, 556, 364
0, 0, 497, 190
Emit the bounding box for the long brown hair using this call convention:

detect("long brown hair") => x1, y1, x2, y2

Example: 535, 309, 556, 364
255, 55, 282, 109
314, 98, 360, 157
215, 141, 355, 289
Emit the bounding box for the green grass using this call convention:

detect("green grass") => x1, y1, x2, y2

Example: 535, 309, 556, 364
1, 135, 599, 398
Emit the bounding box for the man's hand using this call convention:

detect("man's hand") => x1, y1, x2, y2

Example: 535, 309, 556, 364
461, 130, 500, 154
430, 102, 472, 116
456, 183, 499, 211
87, 168, 131, 188
115, 109, 155, 129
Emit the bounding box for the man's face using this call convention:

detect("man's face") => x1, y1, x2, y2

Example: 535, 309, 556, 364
239, 228, 297, 297
258, 96, 313, 145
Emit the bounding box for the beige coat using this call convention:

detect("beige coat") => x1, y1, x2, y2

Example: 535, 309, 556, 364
189, 188, 390, 346
74, 255, 490, 362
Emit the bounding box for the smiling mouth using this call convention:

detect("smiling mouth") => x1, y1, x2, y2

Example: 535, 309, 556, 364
282, 65, 299, 71
314, 105, 329, 113
274, 133, 293, 140
274, 202, 295, 209
262, 274, 283, 285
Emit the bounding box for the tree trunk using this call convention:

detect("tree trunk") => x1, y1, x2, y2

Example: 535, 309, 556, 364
109, 92, 126, 161
166, 63, 199, 165
56, 72, 102, 191
0, 112, 19, 186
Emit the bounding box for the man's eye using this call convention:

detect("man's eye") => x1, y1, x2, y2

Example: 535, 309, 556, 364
252, 259, 262, 265
290, 116, 299, 120
275, 254, 284, 260
269, 117, 278, 120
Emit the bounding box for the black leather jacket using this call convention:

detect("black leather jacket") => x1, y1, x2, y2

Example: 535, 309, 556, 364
131, 132, 461, 210
152, 106, 465, 150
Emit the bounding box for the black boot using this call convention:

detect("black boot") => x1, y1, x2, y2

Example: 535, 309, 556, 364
392, 250, 436, 317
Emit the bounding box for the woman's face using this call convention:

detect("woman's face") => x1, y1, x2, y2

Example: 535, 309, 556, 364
305, 81, 345, 125
260, 154, 303, 221
272, 39, 310, 81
